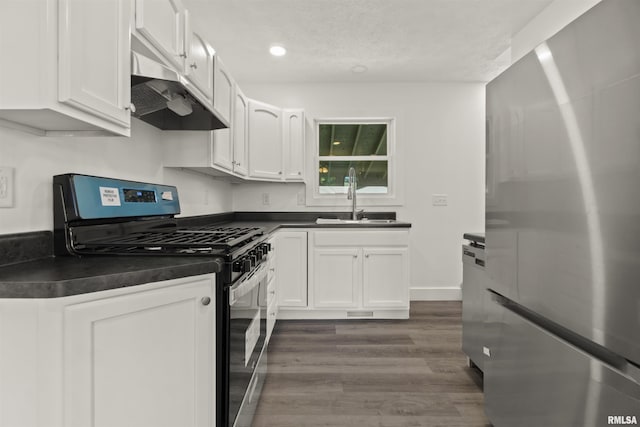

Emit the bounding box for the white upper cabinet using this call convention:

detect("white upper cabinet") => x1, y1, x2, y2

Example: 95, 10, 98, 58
248, 99, 283, 180
58, 0, 131, 130
282, 109, 306, 181
211, 56, 235, 171
0, 0, 131, 136
184, 19, 214, 104
213, 56, 234, 125
233, 85, 249, 176
212, 128, 233, 171
134, 0, 187, 71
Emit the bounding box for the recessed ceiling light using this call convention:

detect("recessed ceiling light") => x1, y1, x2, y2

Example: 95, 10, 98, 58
270, 45, 287, 57
351, 65, 368, 74
332, 141, 341, 145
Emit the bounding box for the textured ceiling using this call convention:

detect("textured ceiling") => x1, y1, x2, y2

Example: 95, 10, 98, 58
184, 0, 554, 84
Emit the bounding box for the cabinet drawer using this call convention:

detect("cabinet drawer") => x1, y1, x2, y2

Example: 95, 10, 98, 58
313, 230, 409, 247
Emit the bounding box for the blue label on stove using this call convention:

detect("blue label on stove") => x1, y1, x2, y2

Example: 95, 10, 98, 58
71, 175, 180, 219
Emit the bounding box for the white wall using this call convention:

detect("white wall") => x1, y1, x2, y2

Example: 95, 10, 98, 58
236, 82, 486, 300
0, 121, 232, 234
511, 0, 602, 63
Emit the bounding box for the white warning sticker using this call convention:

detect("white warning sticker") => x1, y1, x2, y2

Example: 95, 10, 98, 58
100, 187, 121, 206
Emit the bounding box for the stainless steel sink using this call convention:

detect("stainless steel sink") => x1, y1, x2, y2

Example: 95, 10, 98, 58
315, 218, 397, 224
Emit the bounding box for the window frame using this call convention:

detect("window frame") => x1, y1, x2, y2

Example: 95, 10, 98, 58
306, 117, 400, 207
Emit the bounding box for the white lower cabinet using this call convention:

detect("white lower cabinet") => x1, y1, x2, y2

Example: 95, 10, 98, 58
362, 247, 410, 308
273, 228, 410, 319
275, 231, 308, 308
307, 229, 410, 319
312, 248, 359, 308
0, 274, 216, 427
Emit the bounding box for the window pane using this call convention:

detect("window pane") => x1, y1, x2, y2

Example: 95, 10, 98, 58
318, 160, 388, 194
318, 124, 387, 156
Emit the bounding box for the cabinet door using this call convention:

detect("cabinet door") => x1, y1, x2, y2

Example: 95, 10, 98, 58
362, 248, 409, 308
58, 0, 130, 128
213, 56, 234, 125
249, 100, 283, 180
135, 0, 186, 71
233, 86, 249, 176
64, 278, 215, 427
185, 23, 214, 104
212, 129, 233, 171
282, 109, 305, 181
276, 231, 308, 307
212, 56, 234, 171
313, 248, 360, 308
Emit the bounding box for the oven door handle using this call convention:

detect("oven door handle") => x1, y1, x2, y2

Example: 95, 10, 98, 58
229, 264, 267, 305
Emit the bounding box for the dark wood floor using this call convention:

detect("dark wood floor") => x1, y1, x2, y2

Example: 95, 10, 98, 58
253, 301, 491, 427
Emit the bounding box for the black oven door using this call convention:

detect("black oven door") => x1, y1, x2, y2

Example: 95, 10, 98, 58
227, 264, 267, 427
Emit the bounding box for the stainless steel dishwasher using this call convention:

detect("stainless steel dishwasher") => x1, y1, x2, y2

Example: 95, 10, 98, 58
462, 232, 487, 371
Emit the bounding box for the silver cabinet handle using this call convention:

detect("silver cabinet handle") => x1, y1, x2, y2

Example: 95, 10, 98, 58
125, 103, 136, 113
201, 296, 211, 306
190, 62, 198, 69
298, 171, 302, 175
365, 254, 370, 258
353, 254, 357, 258
278, 171, 282, 175
179, 52, 187, 58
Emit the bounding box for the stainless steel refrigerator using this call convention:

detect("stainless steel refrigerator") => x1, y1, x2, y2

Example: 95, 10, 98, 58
485, 0, 640, 425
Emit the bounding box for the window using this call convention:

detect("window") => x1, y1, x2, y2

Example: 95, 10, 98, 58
310, 118, 398, 206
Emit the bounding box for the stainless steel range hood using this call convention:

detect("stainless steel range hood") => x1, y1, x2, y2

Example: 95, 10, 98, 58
131, 51, 228, 131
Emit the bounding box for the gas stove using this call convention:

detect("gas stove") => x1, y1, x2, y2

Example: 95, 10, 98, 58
53, 173, 269, 283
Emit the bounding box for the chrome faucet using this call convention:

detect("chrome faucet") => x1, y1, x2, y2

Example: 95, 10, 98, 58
347, 167, 363, 220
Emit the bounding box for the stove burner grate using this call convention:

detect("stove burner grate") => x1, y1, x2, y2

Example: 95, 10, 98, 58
76, 226, 264, 252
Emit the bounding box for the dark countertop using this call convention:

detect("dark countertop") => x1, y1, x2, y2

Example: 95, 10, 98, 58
179, 211, 412, 232
223, 220, 412, 234
0, 254, 223, 298
0, 212, 410, 299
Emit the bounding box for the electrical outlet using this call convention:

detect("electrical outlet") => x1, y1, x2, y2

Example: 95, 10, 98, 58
296, 191, 305, 206
432, 194, 448, 206
0, 167, 14, 208
262, 193, 270, 206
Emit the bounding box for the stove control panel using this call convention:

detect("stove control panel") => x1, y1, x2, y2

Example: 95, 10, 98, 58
54, 174, 180, 221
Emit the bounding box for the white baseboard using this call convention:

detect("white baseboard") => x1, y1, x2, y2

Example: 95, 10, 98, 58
410, 286, 461, 301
